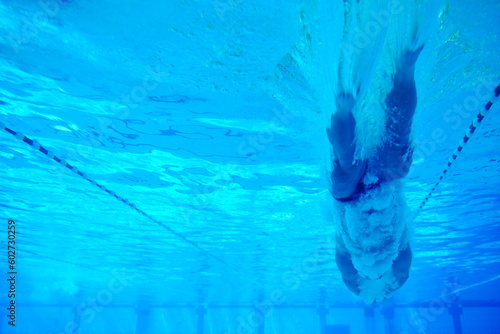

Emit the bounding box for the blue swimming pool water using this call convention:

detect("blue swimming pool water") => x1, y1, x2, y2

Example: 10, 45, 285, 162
0, 0, 499, 333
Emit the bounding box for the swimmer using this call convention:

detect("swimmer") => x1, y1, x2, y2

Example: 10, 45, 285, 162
328, 42, 424, 303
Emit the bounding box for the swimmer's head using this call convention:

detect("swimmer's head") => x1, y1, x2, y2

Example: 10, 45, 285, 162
336, 242, 412, 303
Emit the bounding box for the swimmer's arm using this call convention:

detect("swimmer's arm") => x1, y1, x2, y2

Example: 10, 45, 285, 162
378, 49, 422, 179
385, 48, 422, 147
327, 94, 357, 170
327, 94, 367, 199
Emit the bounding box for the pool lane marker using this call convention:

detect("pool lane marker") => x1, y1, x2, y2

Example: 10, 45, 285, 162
0, 123, 237, 271
419, 83, 500, 210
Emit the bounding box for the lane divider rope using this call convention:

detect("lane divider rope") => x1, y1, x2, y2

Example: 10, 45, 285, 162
0, 123, 237, 271
418, 83, 500, 210
3, 83, 497, 272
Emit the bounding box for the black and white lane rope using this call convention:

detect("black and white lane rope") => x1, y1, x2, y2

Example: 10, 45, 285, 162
418, 83, 500, 210
2, 83, 498, 268
0, 122, 236, 271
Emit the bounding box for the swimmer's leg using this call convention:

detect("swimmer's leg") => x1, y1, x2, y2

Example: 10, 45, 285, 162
377, 46, 424, 181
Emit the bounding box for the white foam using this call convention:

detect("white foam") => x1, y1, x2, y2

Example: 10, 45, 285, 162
337, 181, 410, 279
